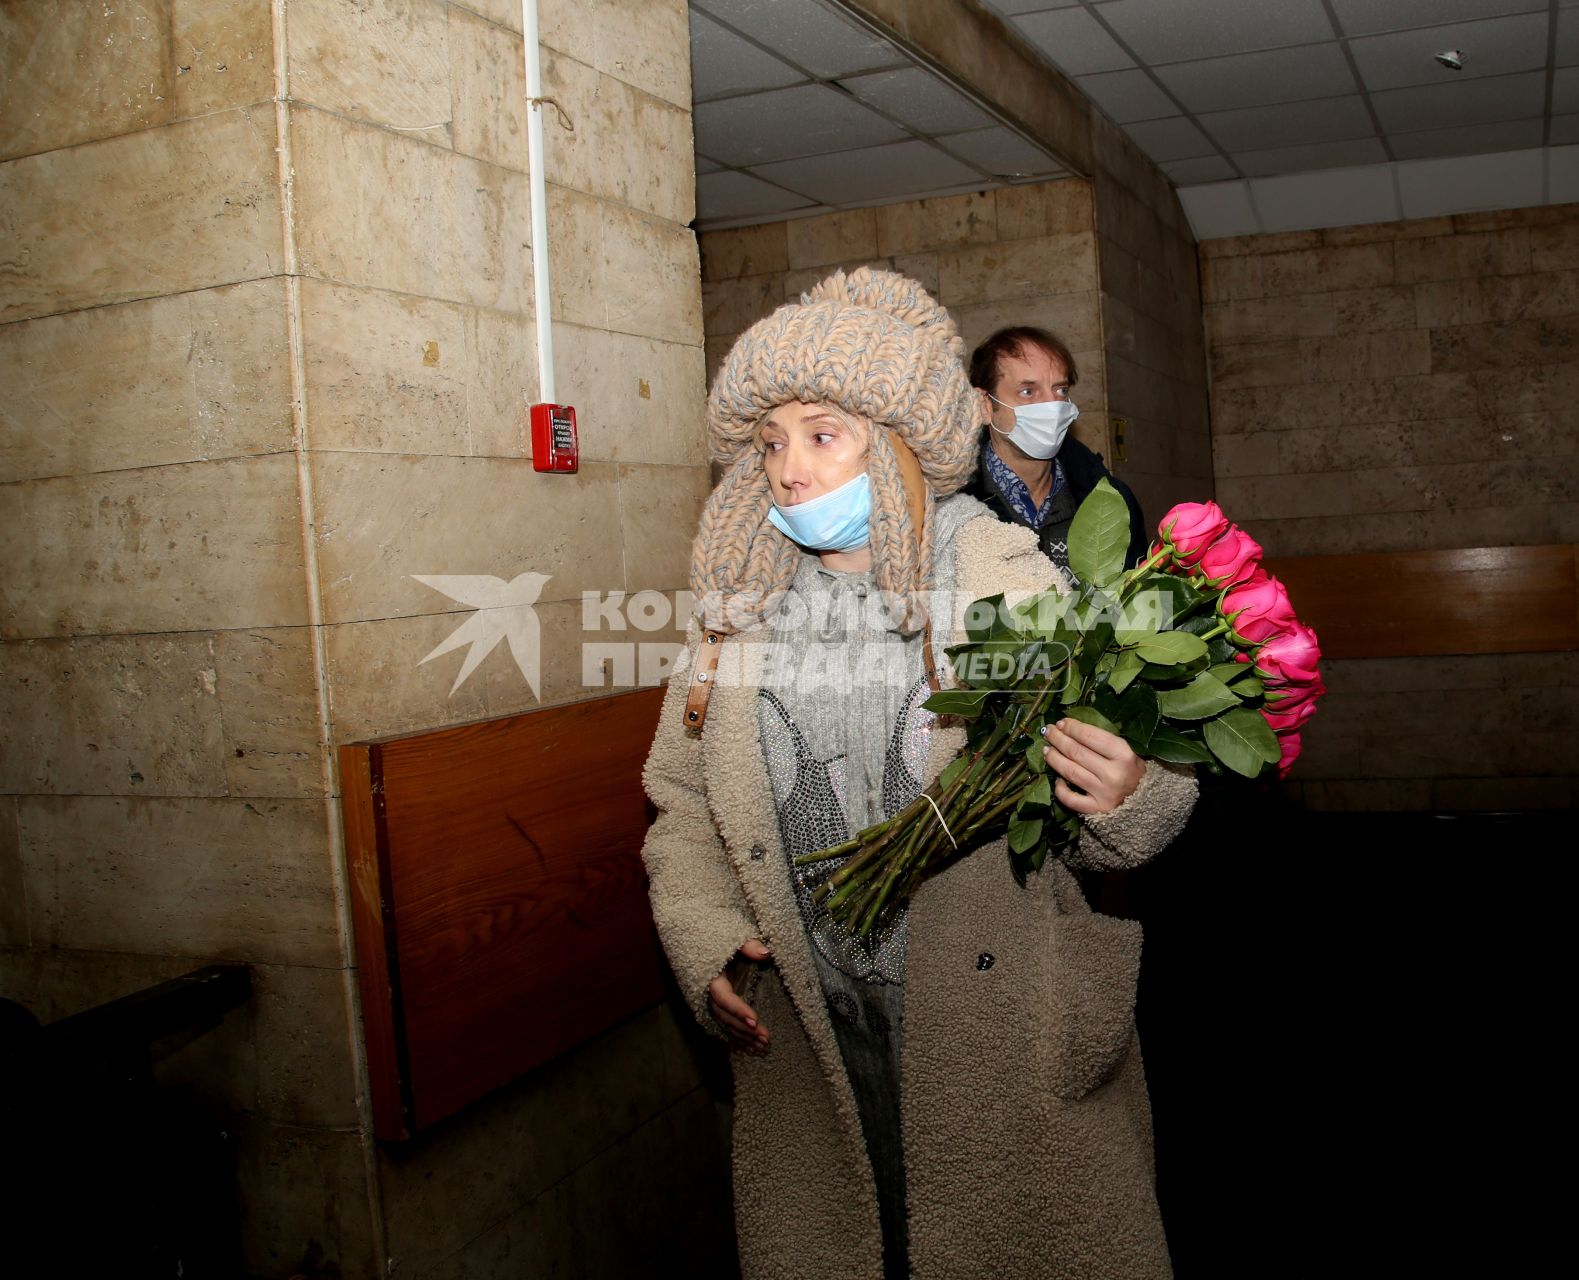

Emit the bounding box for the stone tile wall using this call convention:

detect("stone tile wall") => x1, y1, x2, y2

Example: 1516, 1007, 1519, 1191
1, 1, 721, 1275
1201, 206, 1579, 810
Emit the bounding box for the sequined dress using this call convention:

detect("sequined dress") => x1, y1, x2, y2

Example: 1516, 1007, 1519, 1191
754, 493, 983, 1277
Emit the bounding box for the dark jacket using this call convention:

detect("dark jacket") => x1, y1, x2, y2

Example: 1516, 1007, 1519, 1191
963, 434, 1150, 570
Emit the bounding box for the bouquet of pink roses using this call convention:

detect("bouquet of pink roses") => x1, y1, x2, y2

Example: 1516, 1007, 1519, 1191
796, 480, 1324, 936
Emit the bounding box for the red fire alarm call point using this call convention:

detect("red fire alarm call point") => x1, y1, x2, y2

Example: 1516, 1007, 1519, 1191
530, 403, 579, 472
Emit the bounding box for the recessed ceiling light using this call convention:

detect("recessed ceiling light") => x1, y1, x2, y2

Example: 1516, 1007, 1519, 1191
1434, 50, 1465, 71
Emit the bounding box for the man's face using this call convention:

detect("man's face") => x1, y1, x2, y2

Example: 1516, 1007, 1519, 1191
977, 343, 1071, 462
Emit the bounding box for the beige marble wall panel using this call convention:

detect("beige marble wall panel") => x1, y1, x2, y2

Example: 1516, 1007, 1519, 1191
1429, 316, 1579, 371
321, 595, 659, 743
1322, 216, 1454, 248
553, 323, 706, 466
299, 278, 469, 455
0, 279, 291, 484
1300, 329, 1432, 383
1393, 228, 1531, 284
235, 1117, 380, 1279
1209, 340, 1303, 390
889, 251, 942, 300
0, 454, 310, 640
0, 107, 282, 323
1262, 243, 1396, 297
1531, 219, 1579, 271
700, 223, 789, 282
603, 202, 702, 345
16, 795, 340, 964
782, 257, 891, 301
542, 49, 693, 224
539, 0, 690, 109
453, 0, 519, 31
450, 3, 528, 172
875, 192, 998, 257
465, 305, 537, 457
0, 633, 227, 796
545, 183, 606, 329
287, 0, 450, 141
937, 232, 1097, 306
1201, 229, 1324, 261
1413, 270, 1579, 328
310, 453, 622, 622
617, 464, 710, 591
701, 274, 782, 339
0, 795, 25, 944
1205, 295, 1337, 344
949, 292, 1102, 357
0, 0, 170, 161
250, 962, 361, 1128
785, 209, 879, 271
291, 107, 529, 312
214, 628, 324, 798
171, 0, 276, 118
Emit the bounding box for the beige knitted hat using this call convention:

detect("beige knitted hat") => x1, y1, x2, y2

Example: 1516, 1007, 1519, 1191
691, 266, 978, 634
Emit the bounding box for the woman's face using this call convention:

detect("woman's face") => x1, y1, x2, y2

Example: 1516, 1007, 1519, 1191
759, 401, 867, 506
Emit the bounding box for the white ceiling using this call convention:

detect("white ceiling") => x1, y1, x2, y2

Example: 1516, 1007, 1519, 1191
690, 0, 1579, 237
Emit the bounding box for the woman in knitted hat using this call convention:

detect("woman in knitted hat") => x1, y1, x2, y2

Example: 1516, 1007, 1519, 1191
642, 267, 1195, 1280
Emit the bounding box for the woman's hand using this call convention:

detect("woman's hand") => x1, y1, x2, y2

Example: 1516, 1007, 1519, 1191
1043, 719, 1146, 815
707, 939, 772, 1053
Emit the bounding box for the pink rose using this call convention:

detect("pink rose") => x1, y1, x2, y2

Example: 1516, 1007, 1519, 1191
1276, 731, 1303, 777
1196, 527, 1263, 587
1223, 573, 1297, 642
1263, 699, 1319, 734
1255, 621, 1321, 686
1158, 501, 1230, 567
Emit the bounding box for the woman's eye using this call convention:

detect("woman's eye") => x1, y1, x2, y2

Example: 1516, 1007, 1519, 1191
814, 432, 836, 445
763, 439, 782, 452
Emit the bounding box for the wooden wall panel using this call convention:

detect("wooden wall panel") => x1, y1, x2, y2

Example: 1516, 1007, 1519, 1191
341, 686, 669, 1140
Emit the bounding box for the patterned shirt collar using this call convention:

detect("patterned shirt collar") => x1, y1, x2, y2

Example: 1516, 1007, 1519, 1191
982, 438, 1064, 527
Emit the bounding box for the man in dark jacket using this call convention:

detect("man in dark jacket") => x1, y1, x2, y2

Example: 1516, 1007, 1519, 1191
964, 326, 1148, 577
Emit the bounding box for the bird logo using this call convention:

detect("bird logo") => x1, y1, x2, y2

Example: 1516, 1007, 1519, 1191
411, 572, 552, 697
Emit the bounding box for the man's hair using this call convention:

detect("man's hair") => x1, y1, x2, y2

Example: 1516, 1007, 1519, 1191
968, 326, 1080, 394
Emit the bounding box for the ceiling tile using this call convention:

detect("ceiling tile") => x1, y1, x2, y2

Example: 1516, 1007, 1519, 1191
693, 83, 907, 166
696, 170, 819, 222
1198, 95, 1375, 152
1177, 181, 1261, 240
1012, 7, 1135, 75
1161, 155, 1240, 184
695, 153, 725, 174
1553, 114, 1579, 146
1560, 9, 1579, 66
840, 67, 995, 135
1232, 136, 1388, 178
749, 140, 985, 206
689, 10, 806, 101
1370, 70, 1546, 133
1154, 43, 1356, 114
1097, 0, 1335, 65
1557, 67, 1579, 115
935, 126, 1062, 177
1330, 0, 1547, 38
692, 0, 902, 78
1349, 13, 1549, 92
1396, 148, 1543, 219
1252, 164, 1398, 232
982, 1, 1082, 14
1076, 68, 1179, 123
1389, 118, 1543, 160
1550, 146, 1579, 203
1125, 115, 1217, 161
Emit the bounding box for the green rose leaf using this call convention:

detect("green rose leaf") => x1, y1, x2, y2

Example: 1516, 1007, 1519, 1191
1008, 815, 1044, 854
1024, 740, 1048, 773
1155, 671, 1241, 720
1061, 704, 1120, 735
1201, 706, 1282, 778
937, 756, 969, 792
1145, 722, 1213, 764
1134, 630, 1209, 666
1022, 775, 1053, 809
923, 688, 998, 717
1067, 478, 1131, 589
964, 593, 1010, 643
1109, 648, 1146, 694
1209, 661, 1256, 685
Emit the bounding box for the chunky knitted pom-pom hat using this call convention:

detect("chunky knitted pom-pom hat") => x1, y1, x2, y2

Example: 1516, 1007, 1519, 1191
691, 266, 978, 634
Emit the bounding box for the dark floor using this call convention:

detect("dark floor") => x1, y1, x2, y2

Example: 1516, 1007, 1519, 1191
1119, 799, 1568, 1278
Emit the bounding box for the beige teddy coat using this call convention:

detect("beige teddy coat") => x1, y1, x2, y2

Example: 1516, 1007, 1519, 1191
642, 516, 1197, 1280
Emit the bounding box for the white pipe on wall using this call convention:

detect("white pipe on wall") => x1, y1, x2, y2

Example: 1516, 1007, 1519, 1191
520, 0, 555, 404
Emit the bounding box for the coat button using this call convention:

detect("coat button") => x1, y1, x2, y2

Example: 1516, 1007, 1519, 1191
749, 843, 765, 861
975, 952, 995, 971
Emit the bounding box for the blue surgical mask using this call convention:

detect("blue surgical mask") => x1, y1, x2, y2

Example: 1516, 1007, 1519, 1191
990, 396, 1079, 460
767, 472, 872, 551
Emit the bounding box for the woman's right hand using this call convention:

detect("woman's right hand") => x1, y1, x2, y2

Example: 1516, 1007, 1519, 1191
708, 939, 772, 1053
